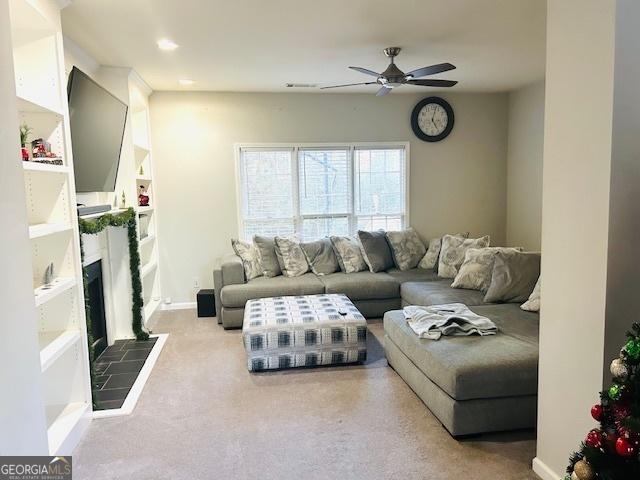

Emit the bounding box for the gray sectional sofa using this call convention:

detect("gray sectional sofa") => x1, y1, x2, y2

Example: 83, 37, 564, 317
213, 251, 539, 436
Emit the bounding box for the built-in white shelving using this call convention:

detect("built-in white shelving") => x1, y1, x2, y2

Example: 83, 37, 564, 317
46, 402, 91, 455
29, 223, 72, 239
23, 161, 69, 174
137, 206, 154, 214
39, 330, 81, 372
139, 233, 155, 247
34, 277, 76, 307
140, 260, 158, 278
7, 0, 93, 456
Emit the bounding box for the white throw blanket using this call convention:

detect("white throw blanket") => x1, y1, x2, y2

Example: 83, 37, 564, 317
403, 303, 497, 340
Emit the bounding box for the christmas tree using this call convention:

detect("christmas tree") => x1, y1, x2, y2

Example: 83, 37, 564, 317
565, 323, 640, 480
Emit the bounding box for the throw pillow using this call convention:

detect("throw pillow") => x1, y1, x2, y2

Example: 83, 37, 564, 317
253, 235, 282, 277
418, 232, 469, 270
521, 276, 541, 312
300, 238, 339, 276
385, 228, 427, 271
330, 236, 367, 273
231, 238, 262, 281
274, 237, 310, 277
484, 251, 541, 303
451, 247, 523, 291
438, 235, 491, 279
357, 230, 395, 273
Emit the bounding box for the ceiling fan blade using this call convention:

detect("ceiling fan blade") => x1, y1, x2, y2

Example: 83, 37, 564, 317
320, 81, 378, 90
405, 62, 456, 79
407, 79, 458, 87
376, 86, 392, 96
349, 66, 381, 77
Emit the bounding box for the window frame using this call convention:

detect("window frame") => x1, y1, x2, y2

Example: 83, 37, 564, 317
234, 142, 410, 241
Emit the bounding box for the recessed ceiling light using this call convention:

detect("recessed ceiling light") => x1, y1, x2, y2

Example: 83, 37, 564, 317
157, 39, 178, 51
179, 79, 195, 86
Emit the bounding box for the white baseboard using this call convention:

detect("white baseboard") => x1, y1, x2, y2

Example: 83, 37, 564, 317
532, 457, 561, 480
161, 302, 197, 311
93, 333, 168, 419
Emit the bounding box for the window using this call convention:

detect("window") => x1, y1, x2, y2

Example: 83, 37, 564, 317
237, 144, 407, 241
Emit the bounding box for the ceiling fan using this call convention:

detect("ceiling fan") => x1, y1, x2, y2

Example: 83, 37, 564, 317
321, 47, 457, 96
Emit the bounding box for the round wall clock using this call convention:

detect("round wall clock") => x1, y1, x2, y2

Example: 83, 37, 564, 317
411, 96, 454, 142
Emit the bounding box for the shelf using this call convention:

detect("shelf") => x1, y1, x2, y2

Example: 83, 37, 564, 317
46, 402, 91, 455
34, 277, 76, 307
29, 222, 72, 239
9, 0, 57, 48
23, 161, 68, 174
139, 234, 155, 246
144, 298, 161, 323
17, 94, 63, 116
39, 330, 81, 372
133, 143, 150, 154
136, 175, 152, 182
79, 208, 127, 220
141, 261, 158, 278
137, 206, 154, 214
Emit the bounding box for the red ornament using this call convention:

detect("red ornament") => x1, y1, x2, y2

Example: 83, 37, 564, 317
612, 404, 631, 421
586, 429, 604, 449
615, 436, 636, 457
591, 404, 604, 421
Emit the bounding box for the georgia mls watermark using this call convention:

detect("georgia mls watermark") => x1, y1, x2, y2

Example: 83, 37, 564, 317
0, 456, 71, 480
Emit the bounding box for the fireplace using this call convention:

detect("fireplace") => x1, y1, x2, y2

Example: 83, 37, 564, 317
85, 260, 108, 359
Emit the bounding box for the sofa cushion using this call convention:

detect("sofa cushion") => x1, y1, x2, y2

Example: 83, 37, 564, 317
386, 228, 427, 271
386, 268, 439, 284
300, 238, 339, 276
438, 235, 491, 279
319, 271, 399, 300
358, 230, 395, 273
221, 273, 324, 308
383, 304, 539, 400
253, 236, 282, 277
274, 237, 310, 277
521, 276, 541, 312
330, 236, 367, 273
231, 239, 262, 281
484, 251, 541, 303
401, 280, 486, 307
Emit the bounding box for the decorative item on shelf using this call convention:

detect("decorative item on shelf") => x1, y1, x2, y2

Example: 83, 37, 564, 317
19, 123, 32, 161
138, 185, 150, 207
563, 322, 640, 480
139, 164, 144, 176
121, 190, 126, 208
139, 214, 150, 239
42, 263, 54, 289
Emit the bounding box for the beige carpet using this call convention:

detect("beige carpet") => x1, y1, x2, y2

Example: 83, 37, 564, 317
73, 309, 539, 480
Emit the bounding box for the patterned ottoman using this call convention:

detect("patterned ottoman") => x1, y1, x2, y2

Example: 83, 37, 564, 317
242, 294, 368, 371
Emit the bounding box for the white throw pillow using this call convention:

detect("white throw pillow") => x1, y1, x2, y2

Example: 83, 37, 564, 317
438, 235, 491, 279
521, 276, 541, 312
418, 232, 469, 270
452, 247, 523, 291
385, 228, 427, 271
231, 238, 262, 281
330, 236, 367, 273
274, 237, 310, 277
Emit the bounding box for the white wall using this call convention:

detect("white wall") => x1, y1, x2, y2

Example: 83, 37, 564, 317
534, 0, 618, 478
0, 0, 48, 454
149, 91, 509, 303
506, 80, 545, 250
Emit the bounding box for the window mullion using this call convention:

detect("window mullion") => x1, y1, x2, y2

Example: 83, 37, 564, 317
349, 145, 356, 235
292, 147, 301, 237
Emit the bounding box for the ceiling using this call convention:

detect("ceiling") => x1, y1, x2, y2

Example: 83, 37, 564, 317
61, 0, 546, 93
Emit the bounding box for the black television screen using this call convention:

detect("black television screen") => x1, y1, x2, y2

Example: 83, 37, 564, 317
67, 67, 128, 192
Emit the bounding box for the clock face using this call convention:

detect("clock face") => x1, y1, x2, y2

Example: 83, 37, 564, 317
411, 97, 454, 142
418, 103, 448, 136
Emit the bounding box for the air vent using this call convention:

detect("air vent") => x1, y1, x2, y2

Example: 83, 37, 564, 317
285, 83, 318, 88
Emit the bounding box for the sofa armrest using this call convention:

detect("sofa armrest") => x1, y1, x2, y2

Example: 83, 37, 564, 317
220, 254, 246, 286
212, 269, 224, 323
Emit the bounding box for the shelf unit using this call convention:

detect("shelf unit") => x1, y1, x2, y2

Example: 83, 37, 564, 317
129, 75, 161, 325
7, 0, 92, 455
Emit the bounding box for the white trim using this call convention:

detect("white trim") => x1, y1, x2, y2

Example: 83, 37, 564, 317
92, 333, 168, 418
532, 457, 561, 480
161, 302, 197, 311
233, 141, 411, 239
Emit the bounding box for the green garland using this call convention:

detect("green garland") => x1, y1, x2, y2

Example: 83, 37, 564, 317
78, 207, 150, 342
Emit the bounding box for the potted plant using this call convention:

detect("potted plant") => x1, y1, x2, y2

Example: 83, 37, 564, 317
19, 123, 32, 161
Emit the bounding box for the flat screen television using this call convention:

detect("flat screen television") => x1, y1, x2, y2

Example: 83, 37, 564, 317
67, 66, 128, 192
